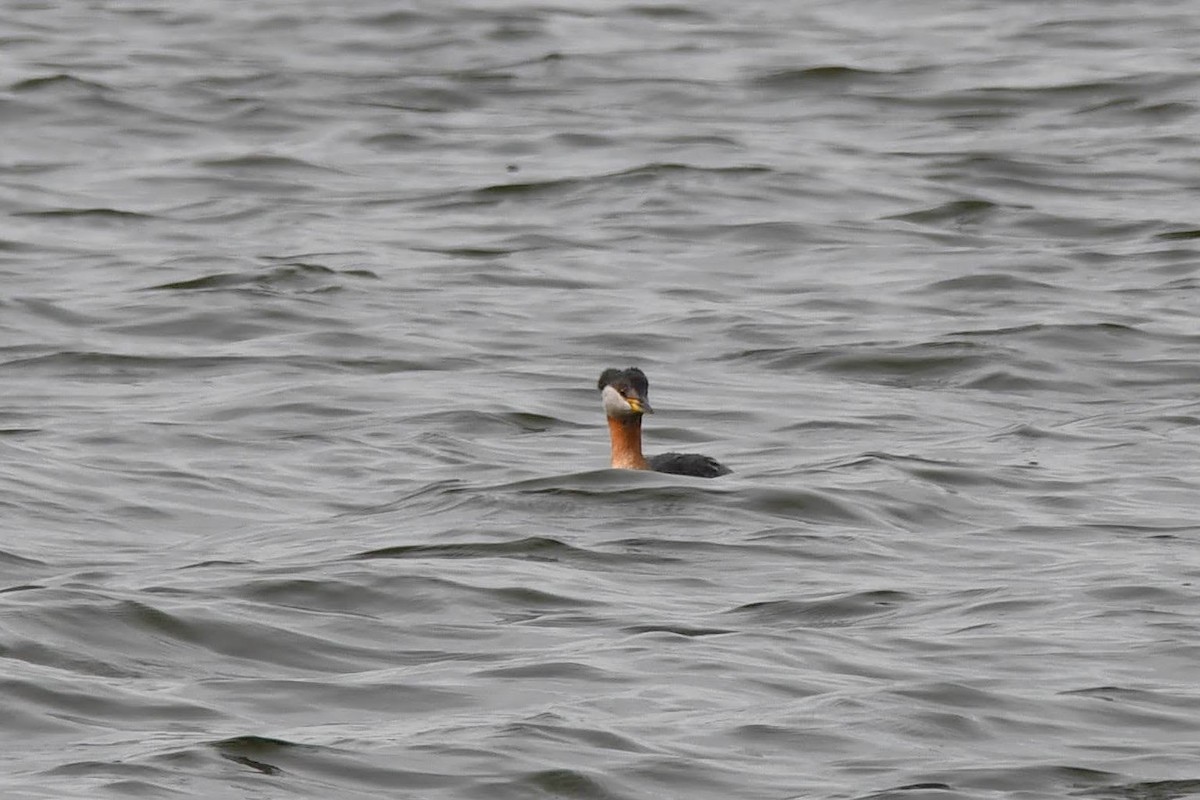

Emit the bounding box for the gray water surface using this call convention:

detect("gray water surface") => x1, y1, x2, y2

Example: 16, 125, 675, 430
3, 1, 1200, 798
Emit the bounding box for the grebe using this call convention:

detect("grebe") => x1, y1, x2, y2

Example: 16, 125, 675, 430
598, 367, 731, 478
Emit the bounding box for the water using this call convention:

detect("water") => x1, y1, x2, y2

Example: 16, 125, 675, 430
3, 1, 1200, 798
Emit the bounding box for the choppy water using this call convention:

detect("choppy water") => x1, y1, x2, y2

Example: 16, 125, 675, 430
4, 1, 1200, 798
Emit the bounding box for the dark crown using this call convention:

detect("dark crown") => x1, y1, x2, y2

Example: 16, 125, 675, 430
597, 367, 649, 398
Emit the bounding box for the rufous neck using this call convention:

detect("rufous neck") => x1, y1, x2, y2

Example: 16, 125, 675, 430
607, 415, 649, 470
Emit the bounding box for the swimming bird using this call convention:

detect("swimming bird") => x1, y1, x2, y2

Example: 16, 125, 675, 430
597, 367, 731, 478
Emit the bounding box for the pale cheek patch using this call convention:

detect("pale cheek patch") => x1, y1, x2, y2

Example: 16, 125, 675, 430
601, 385, 633, 417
